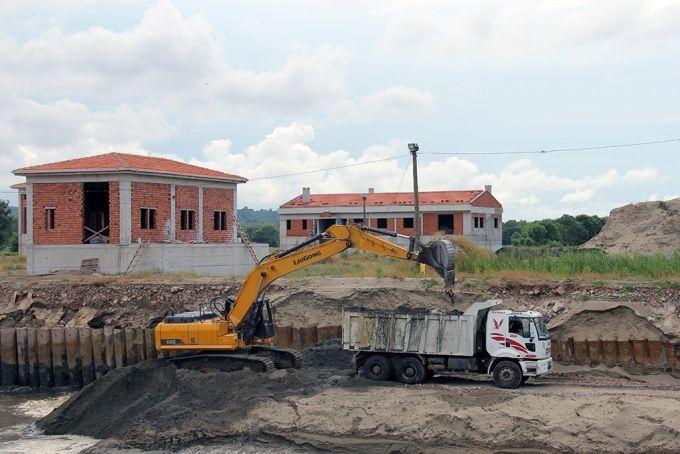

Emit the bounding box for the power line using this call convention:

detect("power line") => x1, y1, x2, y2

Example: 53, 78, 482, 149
420, 137, 680, 156
248, 154, 410, 180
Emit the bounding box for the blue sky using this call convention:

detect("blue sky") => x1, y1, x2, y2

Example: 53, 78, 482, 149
1, 0, 678, 219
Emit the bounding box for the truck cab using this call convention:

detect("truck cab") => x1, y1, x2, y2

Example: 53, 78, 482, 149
485, 309, 552, 385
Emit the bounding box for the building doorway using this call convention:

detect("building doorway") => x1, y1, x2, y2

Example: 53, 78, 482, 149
83, 182, 110, 243
317, 218, 336, 234
437, 214, 454, 234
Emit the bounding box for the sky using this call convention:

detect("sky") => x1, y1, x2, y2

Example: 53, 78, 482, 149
0, 0, 678, 219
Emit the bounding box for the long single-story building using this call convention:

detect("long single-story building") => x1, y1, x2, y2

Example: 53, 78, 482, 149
278, 186, 503, 251
12, 152, 267, 275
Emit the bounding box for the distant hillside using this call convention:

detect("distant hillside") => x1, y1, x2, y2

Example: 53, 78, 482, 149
237, 207, 278, 225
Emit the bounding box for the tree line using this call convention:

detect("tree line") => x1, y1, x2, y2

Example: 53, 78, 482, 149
502, 214, 607, 247
0, 200, 18, 252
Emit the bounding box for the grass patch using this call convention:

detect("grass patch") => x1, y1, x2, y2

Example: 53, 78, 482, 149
0, 253, 25, 272
457, 249, 680, 279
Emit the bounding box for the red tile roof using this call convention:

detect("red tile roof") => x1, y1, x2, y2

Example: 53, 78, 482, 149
280, 190, 484, 208
13, 152, 246, 182
10, 182, 27, 190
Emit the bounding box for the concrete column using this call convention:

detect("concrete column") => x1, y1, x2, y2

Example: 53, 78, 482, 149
170, 185, 176, 241
198, 186, 204, 242
462, 212, 472, 235
279, 218, 287, 248
232, 189, 238, 243
119, 180, 132, 245
25, 183, 33, 245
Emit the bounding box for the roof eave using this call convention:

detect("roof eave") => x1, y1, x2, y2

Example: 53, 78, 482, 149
13, 168, 247, 184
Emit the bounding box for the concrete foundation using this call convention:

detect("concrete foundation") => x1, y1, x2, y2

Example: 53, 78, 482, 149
25, 242, 269, 276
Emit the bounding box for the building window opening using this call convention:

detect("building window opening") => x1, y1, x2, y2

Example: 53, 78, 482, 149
353, 218, 363, 224
437, 214, 454, 233
494, 217, 499, 229
286, 219, 291, 230
302, 219, 308, 230
402, 217, 414, 229
213, 211, 227, 230
180, 209, 195, 230
83, 182, 110, 243
141, 208, 156, 230
479, 216, 484, 228
45, 208, 56, 230
376, 218, 388, 229
22, 206, 27, 234
474, 216, 479, 228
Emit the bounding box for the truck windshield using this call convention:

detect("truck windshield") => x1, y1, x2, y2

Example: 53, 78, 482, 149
532, 318, 550, 340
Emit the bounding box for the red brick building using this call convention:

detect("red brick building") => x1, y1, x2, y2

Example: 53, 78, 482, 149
12, 153, 266, 275
279, 186, 503, 251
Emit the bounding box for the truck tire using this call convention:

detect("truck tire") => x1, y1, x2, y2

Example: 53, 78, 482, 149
362, 355, 393, 381
396, 357, 426, 385
492, 361, 523, 389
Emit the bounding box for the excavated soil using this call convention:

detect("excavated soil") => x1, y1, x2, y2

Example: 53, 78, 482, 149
38, 340, 680, 453
583, 198, 680, 254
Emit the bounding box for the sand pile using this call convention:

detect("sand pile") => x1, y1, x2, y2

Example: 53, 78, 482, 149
583, 198, 680, 254
550, 306, 666, 341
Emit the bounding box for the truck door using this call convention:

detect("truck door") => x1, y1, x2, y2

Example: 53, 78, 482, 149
486, 313, 532, 359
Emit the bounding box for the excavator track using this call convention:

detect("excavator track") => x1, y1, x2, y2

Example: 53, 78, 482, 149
249, 345, 304, 369
166, 352, 276, 373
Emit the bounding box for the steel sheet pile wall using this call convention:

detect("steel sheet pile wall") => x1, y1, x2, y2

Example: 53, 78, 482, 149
0, 325, 342, 389
551, 338, 679, 370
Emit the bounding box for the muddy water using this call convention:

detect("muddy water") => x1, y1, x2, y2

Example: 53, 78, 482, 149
0, 392, 98, 453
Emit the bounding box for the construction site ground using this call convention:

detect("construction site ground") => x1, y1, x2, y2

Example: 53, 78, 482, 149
1, 272, 679, 452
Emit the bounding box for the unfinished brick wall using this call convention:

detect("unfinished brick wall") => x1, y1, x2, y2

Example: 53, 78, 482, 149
32, 183, 83, 245
422, 213, 438, 235
471, 191, 502, 208
130, 182, 171, 242
203, 188, 234, 243
19, 193, 26, 235
175, 185, 199, 242
395, 217, 416, 236
286, 219, 312, 236
454, 214, 463, 235
108, 182, 119, 244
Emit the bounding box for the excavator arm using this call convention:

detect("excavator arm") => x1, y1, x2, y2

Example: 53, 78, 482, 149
228, 223, 456, 330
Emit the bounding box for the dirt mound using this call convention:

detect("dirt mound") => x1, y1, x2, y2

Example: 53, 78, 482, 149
551, 306, 666, 341
38, 341, 359, 448
583, 198, 680, 254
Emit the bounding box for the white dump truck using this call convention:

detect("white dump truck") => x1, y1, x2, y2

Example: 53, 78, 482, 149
342, 300, 552, 388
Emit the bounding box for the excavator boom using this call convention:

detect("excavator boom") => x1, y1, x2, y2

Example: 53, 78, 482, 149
155, 223, 456, 371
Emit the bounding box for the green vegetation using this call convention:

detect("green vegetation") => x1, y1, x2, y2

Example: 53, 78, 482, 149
456, 249, 680, 279
0, 253, 25, 271
237, 207, 279, 247
503, 214, 606, 247
0, 200, 18, 253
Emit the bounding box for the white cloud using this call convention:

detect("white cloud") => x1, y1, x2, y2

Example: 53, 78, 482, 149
377, 0, 680, 61
622, 166, 660, 183
333, 86, 432, 122
0, 1, 426, 120
648, 193, 679, 202
518, 194, 539, 205
0, 97, 174, 187
561, 189, 594, 204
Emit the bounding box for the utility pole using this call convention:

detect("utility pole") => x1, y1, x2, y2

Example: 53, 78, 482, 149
408, 143, 421, 242
361, 193, 367, 224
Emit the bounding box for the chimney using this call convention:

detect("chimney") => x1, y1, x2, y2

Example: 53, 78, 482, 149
302, 187, 311, 203
484, 184, 492, 194
368, 188, 375, 194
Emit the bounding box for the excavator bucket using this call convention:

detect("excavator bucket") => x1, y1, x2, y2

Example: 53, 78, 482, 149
417, 239, 456, 288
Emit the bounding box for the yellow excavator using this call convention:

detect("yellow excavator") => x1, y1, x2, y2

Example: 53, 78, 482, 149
155, 223, 455, 372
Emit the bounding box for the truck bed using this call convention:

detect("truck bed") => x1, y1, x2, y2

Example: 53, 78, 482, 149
341, 301, 499, 357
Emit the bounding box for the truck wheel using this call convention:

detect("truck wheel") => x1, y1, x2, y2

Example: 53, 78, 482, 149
396, 357, 426, 385
362, 355, 393, 381
492, 361, 523, 389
